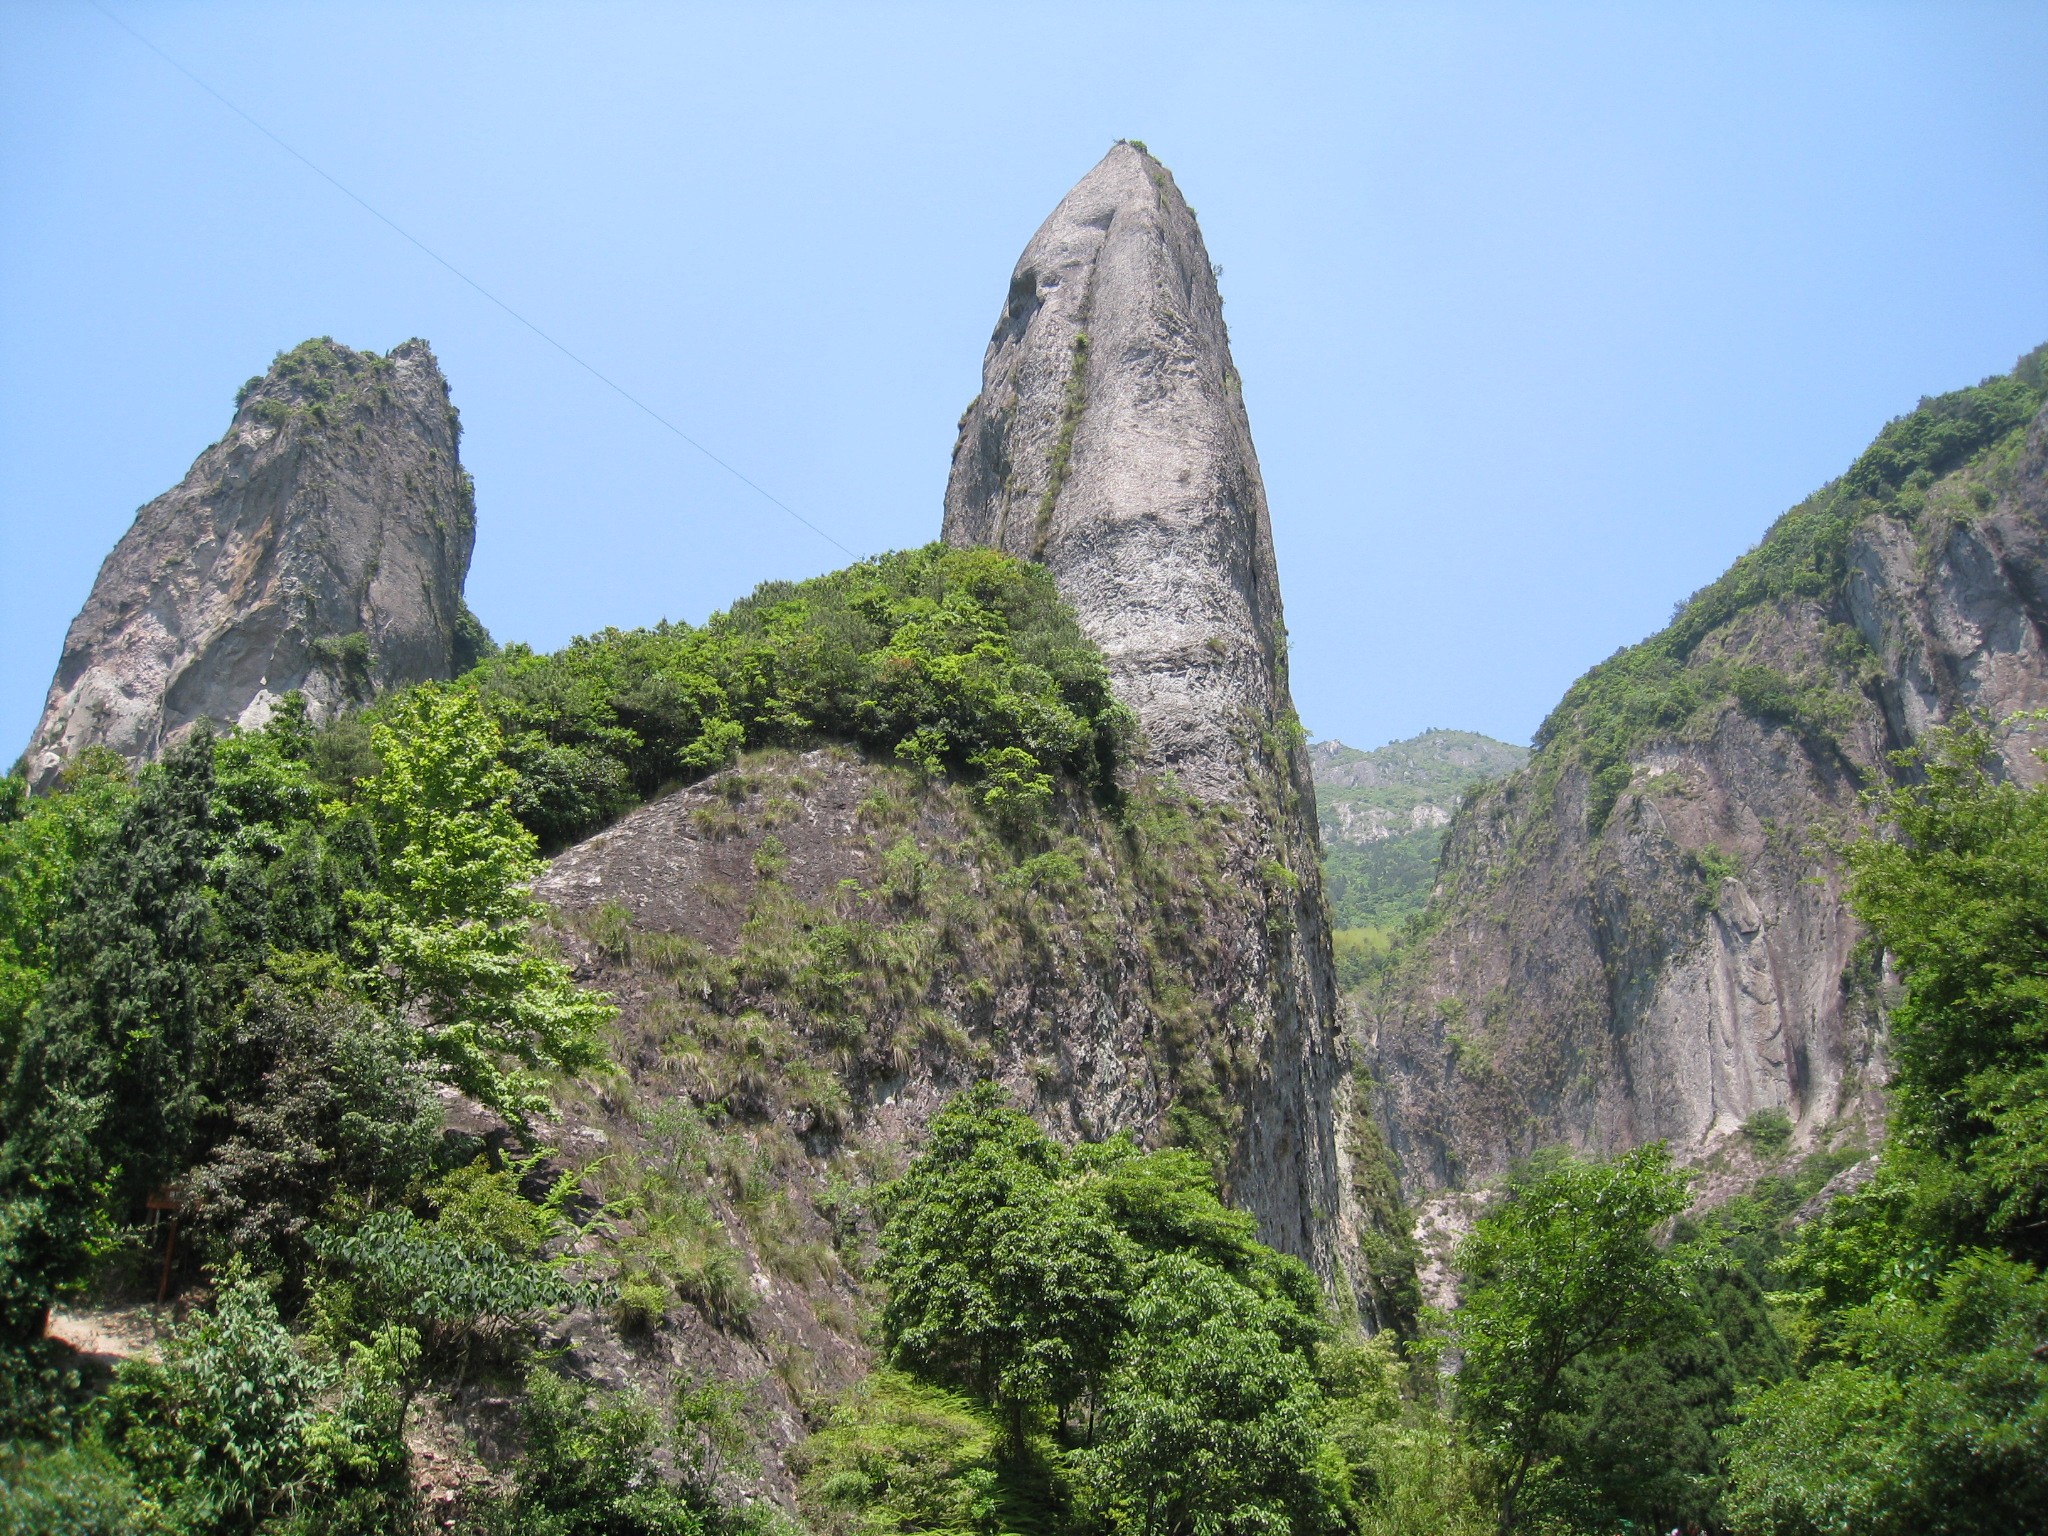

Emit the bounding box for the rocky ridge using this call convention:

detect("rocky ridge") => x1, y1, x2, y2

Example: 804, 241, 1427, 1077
1312, 730, 1528, 936
940, 142, 1350, 1285
22, 337, 485, 787
1358, 347, 2048, 1198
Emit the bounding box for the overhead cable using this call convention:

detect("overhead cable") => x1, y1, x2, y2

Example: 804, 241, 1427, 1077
85, 0, 856, 559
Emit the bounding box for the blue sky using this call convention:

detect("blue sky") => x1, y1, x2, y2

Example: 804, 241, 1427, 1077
4, 2, 2045, 761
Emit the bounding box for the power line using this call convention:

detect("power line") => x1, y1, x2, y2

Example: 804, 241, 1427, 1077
84, 0, 856, 560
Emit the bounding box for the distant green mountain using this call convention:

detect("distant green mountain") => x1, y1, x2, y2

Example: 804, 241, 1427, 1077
1311, 730, 1528, 975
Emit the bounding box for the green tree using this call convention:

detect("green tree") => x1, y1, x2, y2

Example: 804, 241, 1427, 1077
1077, 1252, 1334, 1536
185, 956, 441, 1282
1721, 1252, 2048, 1535
0, 751, 130, 1069
1539, 1260, 1789, 1530
0, 734, 219, 1349
1719, 720, 2048, 1534
875, 1084, 1129, 1447
1841, 718, 2048, 1260
1452, 1144, 1695, 1534
356, 685, 611, 1118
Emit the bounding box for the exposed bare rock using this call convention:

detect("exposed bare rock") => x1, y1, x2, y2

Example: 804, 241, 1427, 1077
941, 144, 1350, 1289
1361, 352, 2048, 1197
22, 337, 484, 786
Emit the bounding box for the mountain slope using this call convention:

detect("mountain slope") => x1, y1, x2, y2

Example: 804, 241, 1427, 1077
1358, 345, 2048, 1195
1311, 731, 1527, 948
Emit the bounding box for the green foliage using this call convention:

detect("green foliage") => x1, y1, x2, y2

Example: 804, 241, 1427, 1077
1840, 719, 2048, 1254
109, 1264, 334, 1533
1534, 1261, 1790, 1531
1452, 1144, 1696, 1533
1722, 1253, 2048, 1535
0, 685, 619, 1516
1074, 1252, 1332, 1536
467, 1368, 709, 1536
795, 1370, 1009, 1536
186, 957, 441, 1281
1740, 1106, 1794, 1156
0, 732, 224, 1347
1321, 833, 1444, 936
863, 1086, 1336, 1535
0, 1433, 139, 1535
453, 544, 1131, 849
1318, 1336, 1490, 1536
0, 688, 612, 1380
309, 1159, 586, 1374
0, 751, 130, 1067
1716, 719, 2048, 1533
358, 686, 612, 1119
875, 1085, 1129, 1444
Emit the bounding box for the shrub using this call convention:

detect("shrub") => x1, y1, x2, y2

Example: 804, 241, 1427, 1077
448, 544, 1132, 849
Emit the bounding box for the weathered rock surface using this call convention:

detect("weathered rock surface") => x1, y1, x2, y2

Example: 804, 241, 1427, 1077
23, 337, 483, 786
532, 747, 1344, 1496
1360, 352, 2048, 1196
941, 143, 1350, 1287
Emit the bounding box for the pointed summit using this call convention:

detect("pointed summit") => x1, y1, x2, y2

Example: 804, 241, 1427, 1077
945, 147, 1367, 1303
943, 141, 1295, 807
24, 338, 486, 786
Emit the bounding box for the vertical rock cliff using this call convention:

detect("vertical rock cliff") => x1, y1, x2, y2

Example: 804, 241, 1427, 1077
23, 337, 485, 787
1361, 346, 2048, 1199
942, 143, 1349, 1282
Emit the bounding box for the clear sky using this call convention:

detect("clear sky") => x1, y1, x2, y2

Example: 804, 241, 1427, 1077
4, 2, 2045, 762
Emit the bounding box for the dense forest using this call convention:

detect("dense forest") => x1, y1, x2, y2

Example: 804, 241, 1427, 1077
4, 545, 2047, 1531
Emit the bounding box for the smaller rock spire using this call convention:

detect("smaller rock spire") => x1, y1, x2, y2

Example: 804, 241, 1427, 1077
24, 337, 484, 786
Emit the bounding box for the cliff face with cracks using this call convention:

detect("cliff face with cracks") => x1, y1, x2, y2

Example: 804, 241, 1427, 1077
1359, 348, 2048, 1208
941, 143, 1350, 1287
23, 337, 484, 787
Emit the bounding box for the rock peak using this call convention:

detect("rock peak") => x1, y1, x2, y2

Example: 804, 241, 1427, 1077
942, 143, 1296, 807
23, 336, 486, 786
943, 150, 1359, 1300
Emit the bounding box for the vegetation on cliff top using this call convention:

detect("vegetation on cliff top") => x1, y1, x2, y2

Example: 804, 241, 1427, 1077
1530, 343, 2046, 832
434, 542, 1134, 851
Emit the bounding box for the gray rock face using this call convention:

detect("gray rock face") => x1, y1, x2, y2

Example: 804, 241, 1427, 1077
24, 337, 482, 786
943, 143, 1294, 807
942, 145, 1351, 1288
1846, 460, 2048, 782
1361, 367, 2048, 1197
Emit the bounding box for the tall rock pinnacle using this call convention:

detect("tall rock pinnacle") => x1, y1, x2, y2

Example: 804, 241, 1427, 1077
24, 338, 486, 786
943, 144, 1355, 1295
944, 142, 1296, 806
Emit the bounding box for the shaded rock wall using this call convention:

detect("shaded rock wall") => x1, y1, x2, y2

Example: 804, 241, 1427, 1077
24, 337, 480, 786
941, 144, 1349, 1285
